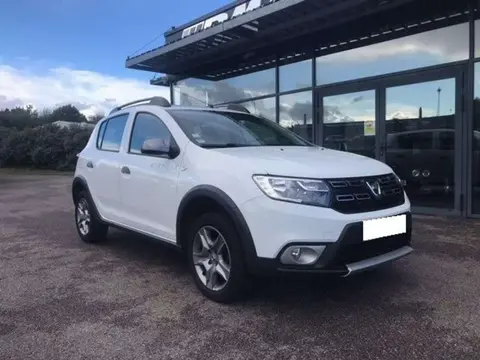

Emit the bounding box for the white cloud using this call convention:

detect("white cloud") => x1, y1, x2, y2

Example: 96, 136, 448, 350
0, 64, 170, 118
317, 22, 468, 64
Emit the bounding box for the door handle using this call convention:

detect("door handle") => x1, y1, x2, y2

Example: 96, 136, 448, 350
86, 161, 94, 169
121, 166, 131, 175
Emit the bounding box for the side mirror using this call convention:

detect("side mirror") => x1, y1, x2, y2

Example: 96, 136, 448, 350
140, 138, 179, 158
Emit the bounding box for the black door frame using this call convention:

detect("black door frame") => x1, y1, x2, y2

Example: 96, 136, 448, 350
315, 63, 467, 217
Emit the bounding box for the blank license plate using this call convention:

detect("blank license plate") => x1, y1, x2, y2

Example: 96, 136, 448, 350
363, 214, 407, 241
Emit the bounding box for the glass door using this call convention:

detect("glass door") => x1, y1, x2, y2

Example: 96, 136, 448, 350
383, 78, 457, 211
317, 86, 379, 160
316, 65, 465, 215
380, 68, 464, 215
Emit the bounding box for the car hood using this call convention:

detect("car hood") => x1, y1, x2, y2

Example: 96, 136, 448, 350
212, 146, 393, 178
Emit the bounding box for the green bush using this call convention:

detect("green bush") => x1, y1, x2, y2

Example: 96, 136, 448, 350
0, 105, 94, 171
0, 124, 93, 171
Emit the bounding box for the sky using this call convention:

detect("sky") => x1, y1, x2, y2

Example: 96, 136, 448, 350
0, 0, 478, 123
0, 0, 228, 117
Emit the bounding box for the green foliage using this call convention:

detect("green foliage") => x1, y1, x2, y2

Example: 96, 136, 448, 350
50, 104, 88, 123
0, 104, 94, 171
88, 113, 105, 124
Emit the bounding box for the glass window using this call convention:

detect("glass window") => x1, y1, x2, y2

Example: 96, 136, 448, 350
437, 130, 455, 151
173, 68, 276, 106
279, 91, 313, 142
167, 109, 311, 148
317, 23, 468, 85
96, 120, 107, 148
473, 63, 480, 213
218, 69, 276, 102
475, 20, 480, 58
394, 130, 434, 150
129, 113, 173, 155
386, 78, 456, 210
386, 78, 455, 120
322, 90, 376, 158
238, 97, 276, 122
279, 59, 312, 92
173, 78, 211, 107
99, 114, 128, 152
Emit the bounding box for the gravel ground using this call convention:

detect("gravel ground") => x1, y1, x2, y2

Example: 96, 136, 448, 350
0, 173, 479, 360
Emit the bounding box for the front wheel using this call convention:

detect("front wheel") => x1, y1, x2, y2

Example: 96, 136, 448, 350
187, 212, 249, 303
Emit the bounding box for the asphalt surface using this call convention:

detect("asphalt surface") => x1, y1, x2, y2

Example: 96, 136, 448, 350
0, 173, 479, 360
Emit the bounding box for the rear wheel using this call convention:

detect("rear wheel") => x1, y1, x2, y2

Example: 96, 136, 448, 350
187, 212, 248, 303
74, 191, 108, 243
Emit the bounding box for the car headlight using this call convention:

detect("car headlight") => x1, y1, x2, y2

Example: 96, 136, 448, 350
252, 175, 331, 207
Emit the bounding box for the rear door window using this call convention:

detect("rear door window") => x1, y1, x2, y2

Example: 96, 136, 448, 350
98, 114, 129, 152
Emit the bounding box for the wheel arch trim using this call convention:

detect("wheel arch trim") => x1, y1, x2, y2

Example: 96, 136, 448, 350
71, 176, 103, 222
176, 185, 258, 270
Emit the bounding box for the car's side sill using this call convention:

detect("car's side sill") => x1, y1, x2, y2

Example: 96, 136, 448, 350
101, 216, 182, 251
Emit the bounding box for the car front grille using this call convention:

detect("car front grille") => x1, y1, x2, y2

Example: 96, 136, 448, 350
328, 173, 405, 214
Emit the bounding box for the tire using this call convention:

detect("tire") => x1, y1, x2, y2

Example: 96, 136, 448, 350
187, 212, 249, 303
74, 190, 108, 244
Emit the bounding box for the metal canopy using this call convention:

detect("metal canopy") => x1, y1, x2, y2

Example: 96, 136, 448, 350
126, 0, 472, 83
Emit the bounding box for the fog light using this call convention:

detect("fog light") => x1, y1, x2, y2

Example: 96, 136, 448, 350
280, 245, 326, 265
290, 248, 302, 261
412, 169, 420, 177
422, 170, 431, 178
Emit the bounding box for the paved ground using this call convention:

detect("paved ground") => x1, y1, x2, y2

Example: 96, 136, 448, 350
0, 173, 479, 360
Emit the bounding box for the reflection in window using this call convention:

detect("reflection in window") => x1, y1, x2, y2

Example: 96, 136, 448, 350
100, 115, 128, 152
173, 78, 212, 107
386, 78, 456, 210
475, 20, 480, 58
173, 68, 276, 106
317, 22, 468, 85
279, 91, 312, 142
96, 120, 107, 148
279, 59, 312, 92
129, 113, 172, 154
322, 90, 376, 158
387, 78, 455, 120
238, 97, 276, 122
387, 130, 434, 150
473, 63, 480, 213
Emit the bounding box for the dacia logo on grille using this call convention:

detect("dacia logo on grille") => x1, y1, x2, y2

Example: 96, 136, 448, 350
366, 180, 382, 198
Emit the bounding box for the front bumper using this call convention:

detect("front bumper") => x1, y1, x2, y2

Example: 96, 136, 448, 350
249, 212, 413, 276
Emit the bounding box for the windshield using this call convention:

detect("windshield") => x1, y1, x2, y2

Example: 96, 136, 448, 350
167, 109, 312, 148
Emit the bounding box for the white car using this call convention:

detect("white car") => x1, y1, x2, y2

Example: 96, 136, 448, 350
72, 97, 413, 303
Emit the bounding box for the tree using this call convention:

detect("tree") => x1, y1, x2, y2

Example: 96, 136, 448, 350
50, 104, 87, 123
0, 105, 44, 129
88, 113, 105, 124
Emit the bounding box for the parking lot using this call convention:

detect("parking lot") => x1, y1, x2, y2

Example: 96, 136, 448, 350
0, 173, 479, 360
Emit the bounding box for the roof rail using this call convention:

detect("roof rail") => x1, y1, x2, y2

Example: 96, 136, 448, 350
109, 96, 171, 115
214, 104, 250, 114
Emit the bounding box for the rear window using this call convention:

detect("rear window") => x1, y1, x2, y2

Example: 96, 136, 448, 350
166, 109, 311, 148
97, 114, 128, 152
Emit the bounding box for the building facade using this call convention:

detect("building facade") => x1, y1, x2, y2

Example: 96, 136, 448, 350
127, 0, 480, 218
